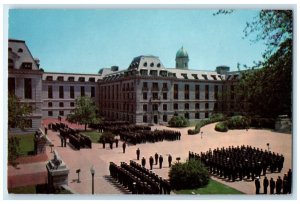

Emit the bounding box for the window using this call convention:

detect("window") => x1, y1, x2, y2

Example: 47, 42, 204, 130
202, 74, 208, 80
70, 86, 74, 98
214, 85, 219, 99
48, 111, 53, 116
163, 104, 167, 111
157, 63, 161, 68
181, 73, 188, 79
70, 102, 75, 107
185, 103, 189, 110
24, 78, 32, 99
143, 115, 147, 123
231, 85, 235, 100
211, 75, 217, 80
48, 86, 53, 98
79, 77, 85, 82
150, 62, 154, 67
174, 112, 178, 116
48, 102, 53, 107
21, 62, 32, 70
195, 85, 200, 99
59, 102, 64, 107
184, 112, 189, 119
192, 74, 198, 79
46, 76, 53, 81
143, 104, 147, 111
91, 86, 95, 98
205, 103, 209, 109
214, 102, 218, 110
184, 84, 189, 100
57, 76, 64, 81
205, 85, 209, 99
81, 86, 85, 97
205, 112, 209, 118
8, 59, 14, 69
174, 103, 178, 110
150, 70, 158, 76
163, 93, 167, 100
152, 104, 158, 111
8, 77, 15, 95
25, 119, 32, 128
143, 93, 147, 100
152, 93, 158, 100
18, 48, 23, 53
68, 77, 75, 82
152, 82, 159, 91
143, 62, 147, 67
195, 112, 200, 119
140, 70, 148, 76
8, 47, 12, 52
59, 111, 64, 116
163, 115, 167, 122
89, 77, 95, 82
195, 103, 199, 109
174, 84, 178, 99
59, 86, 64, 98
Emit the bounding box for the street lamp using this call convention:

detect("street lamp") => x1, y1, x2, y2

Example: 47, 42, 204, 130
90, 165, 95, 194
266, 143, 270, 152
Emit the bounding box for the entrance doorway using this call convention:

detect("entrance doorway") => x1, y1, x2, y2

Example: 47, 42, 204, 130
154, 115, 158, 124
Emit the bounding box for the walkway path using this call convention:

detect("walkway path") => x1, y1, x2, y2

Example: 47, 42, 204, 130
44, 121, 292, 195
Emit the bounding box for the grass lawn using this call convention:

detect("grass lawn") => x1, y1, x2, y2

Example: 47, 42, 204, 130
175, 179, 244, 195
14, 133, 35, 156
80, 130, 102, 143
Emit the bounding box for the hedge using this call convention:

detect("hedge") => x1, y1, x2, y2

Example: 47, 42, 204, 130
168, 115, 189, 127
215, 121, 228, 132
188, 113, 226, 135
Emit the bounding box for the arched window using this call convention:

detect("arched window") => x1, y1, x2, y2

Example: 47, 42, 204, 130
143, 62, 147, 67
150, 62, 154, 67
185, 103, 189, 110
18, 48, 23, 53
184, 112, 189, 119
157, 63, 161, 68
48, 102, 53, 107
195, 103, 200, 109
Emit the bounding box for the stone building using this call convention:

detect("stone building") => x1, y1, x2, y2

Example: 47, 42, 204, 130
8, 40, 240, 132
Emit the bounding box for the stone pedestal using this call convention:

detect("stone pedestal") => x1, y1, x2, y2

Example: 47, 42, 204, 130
34, 132, 47, 155
46, 150, 69, 192
275, 115, 292, 133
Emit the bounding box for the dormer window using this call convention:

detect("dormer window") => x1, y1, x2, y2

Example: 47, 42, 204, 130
143, 62, 147, 67
57, 76, 64, 81
18, 48, 23, 53
157, 63, 161, 68
150, 62, 154, 67
46, 76, 53, 81
68, 77, 75, 82
181, 73, 188, 79
211, 75, 217, 80
160, 71, 167, 77
202, 74, 208, 80
21, 62, 32, 70
140, 69, 148, 76
150, 70, 158, 76
89, 77, 95, 82
79, 77, 85, 82
192, 74, 198, 79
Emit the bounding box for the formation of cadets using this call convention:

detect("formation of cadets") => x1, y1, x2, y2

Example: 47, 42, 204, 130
189, 145, 285, 182
49, 122, 92, 150
255, 169, 292, 194
109, 160, 171, 194
120, 129, 181, 145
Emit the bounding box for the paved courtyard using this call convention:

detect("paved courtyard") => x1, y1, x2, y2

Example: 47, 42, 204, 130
42, 120, 292, 195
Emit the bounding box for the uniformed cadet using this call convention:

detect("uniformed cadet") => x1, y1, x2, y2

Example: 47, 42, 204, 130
149, 156, 154, 170
155, 153, 159, 165
276, 176, 283, 194
255, 177, 260, 194
270, 177, 275, 194
168, 154, 172, 167
115, 138, 119, 148
159, 155, 163, 169
141, 157, 146, 168
136, 148, 140, 160
263, 176, 269, 194
122, 142, 126, 153
109, 141, 113, 149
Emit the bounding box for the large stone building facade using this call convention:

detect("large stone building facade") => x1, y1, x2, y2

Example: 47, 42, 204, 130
8, 40, 239, 132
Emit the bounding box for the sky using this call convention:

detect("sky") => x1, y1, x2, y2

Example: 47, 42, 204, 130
8, 9, 267, 74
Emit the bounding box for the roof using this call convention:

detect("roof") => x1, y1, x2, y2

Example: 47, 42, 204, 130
176, 46, 189, 58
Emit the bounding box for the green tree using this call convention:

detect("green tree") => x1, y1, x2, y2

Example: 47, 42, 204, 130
169, 159, 209, 190
168, 115, 189, 127
8, 93, 32, 130
8, 93, 33, 166
66, 96, 101, 131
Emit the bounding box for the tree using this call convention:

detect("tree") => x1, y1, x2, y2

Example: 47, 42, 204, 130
8, 93, 32, 130
168, 115, 189, 127
169, 159, 209, 190
66, 96, 101, 131
8, 93, 33, 166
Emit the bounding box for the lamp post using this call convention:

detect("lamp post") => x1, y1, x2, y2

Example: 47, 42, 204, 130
90, 166, 95, 194
267, 143, 270, 152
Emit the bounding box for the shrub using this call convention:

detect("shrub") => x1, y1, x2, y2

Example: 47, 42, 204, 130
168, 116, 189, 127
215, 122, 228, 132
250, 117, 275, 129
188, 113, 226, 135
98, 131, 115, 143
169, 159, 209, 190
227, 116, 250, 129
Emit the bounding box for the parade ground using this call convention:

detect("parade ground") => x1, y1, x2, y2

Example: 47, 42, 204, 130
8, 119, 292, 195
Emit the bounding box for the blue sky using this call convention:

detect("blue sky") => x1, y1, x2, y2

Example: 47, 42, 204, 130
9, 9, 266, 73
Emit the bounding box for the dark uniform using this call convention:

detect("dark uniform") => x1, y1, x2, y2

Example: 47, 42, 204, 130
159, 155, 163, 169
155, 153, 159, 165
136, 148, 140, 160
122, 142, 126, 153
270, 178, 275, 194
149, 156, 154, 170
141, 157, 146, 168
263, 176, 269, 194
276, 176, 282, 194
115, 139, 119, 148
168, 154, 172, 167
255, 178, 260, 194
